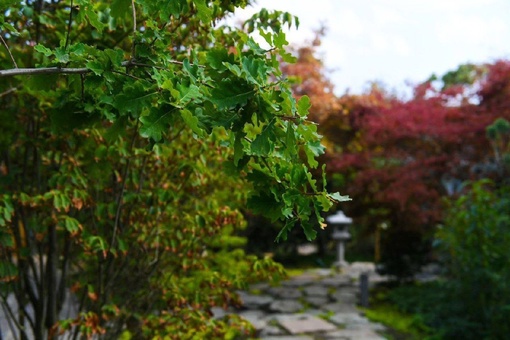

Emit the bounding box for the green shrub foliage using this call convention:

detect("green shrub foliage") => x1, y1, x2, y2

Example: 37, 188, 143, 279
435, 180, 510, 338
0, 1, 347, 338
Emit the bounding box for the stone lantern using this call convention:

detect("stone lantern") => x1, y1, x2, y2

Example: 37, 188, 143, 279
326, 210, 352, 267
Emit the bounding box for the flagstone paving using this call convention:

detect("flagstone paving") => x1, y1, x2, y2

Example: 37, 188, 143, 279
217, 262, 390, 339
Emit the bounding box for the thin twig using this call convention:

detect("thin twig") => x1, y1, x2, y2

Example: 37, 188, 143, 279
131, 0, 136, 58
111, 69, 142, 81
0, 33, 18, 68
0, 87, 17, 97
129, 61, 170, 70
64, 0, 74, 50
80, 74, 85, 101
110, 121, 139, 252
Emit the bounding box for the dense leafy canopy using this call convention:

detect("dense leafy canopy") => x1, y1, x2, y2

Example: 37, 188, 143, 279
0, 1, 348, 338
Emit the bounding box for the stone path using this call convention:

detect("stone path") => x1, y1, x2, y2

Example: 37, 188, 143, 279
213, 262, 389, 340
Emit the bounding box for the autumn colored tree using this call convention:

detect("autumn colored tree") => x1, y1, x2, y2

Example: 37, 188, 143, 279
323, 61, 510, 277
282, 33, 510, 276
0, 1, 347, 338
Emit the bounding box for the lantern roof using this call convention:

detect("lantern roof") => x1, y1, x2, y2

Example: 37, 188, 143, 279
326, 210, 352, 225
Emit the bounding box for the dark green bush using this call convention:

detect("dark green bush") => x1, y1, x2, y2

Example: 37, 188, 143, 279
433, 179, 510, 338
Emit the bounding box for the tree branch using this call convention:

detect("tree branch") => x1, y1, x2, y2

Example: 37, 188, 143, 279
0, 66, 95, 77
0, 33, 18, 68
0, 59, 202, 77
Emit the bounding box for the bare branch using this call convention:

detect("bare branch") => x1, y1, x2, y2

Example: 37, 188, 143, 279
111, 69, 142, 81
0, 33, 18, 68
131, 0, 137, 58
1, 66, 92, 77
0, 59, 202, 78
0, 61, 130, 77
0, 87, 17, 98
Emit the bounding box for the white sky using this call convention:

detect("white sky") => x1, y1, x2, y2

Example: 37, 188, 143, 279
232, 0, 510, 97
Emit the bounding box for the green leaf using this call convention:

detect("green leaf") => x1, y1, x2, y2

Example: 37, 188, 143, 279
110, 0, 131, 19
223, 62, 242, 77
34, 44, 53, 57
285, 123, 297, 155
1, 22, 19, 36
328, 192, 352, 203
242, 56, 267, 86
246, 38, 267, 55
76, 0, 105, 32
307, 140, 325, 157
247, 192, 282, 222
251, 122, 275, 156
114, 83, 157, 116
183, 58, 198, 82
104, 48, 124, 66
193, 0, 212, 22
54, 47, 70, 63
275, 218, 297, 242
297, 95, 311, 117
290, 165, 306, 187
280, 50, 297, 63
61, 216, 81, 234
180, 109, 204, 136
178, 83, 202, 106
259, 29, 273, 46
273, 31, 288, 49
68, 43, 86, 56
206, 48, 233, 72
233, 132, 244, 166
209, 80, 254, 109
86, 60, 105, 75
301, 221, 317, 241
139, 107, 176, 141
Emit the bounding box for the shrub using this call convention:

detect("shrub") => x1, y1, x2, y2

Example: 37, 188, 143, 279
434, 179, 510, 338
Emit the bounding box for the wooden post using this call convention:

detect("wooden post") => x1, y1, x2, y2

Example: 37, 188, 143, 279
359, 272, 369, 308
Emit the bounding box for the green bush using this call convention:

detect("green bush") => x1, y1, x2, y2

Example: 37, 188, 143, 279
434, 179, 510, 338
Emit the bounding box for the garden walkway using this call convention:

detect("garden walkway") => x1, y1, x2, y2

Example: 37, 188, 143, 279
214, 262, 389, 340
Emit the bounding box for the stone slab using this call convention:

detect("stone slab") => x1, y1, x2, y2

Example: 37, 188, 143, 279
329, 291, 358, 304
329, 312, 370, 327
303, 285, 329, 297
281, 279, 315, 287
259, 325, 286, 336
303, 296, 330, 308
239, 310, 268, 330
320, 276, 353, 287
261, 336, 314, 340
211, 306, 228, 319
322, 329, 386, 340
321, 303, 359, 314
238, 292, 274, 309
269, 299, 304, 313
278, 314, 337, 334
268, 286, 303, 299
